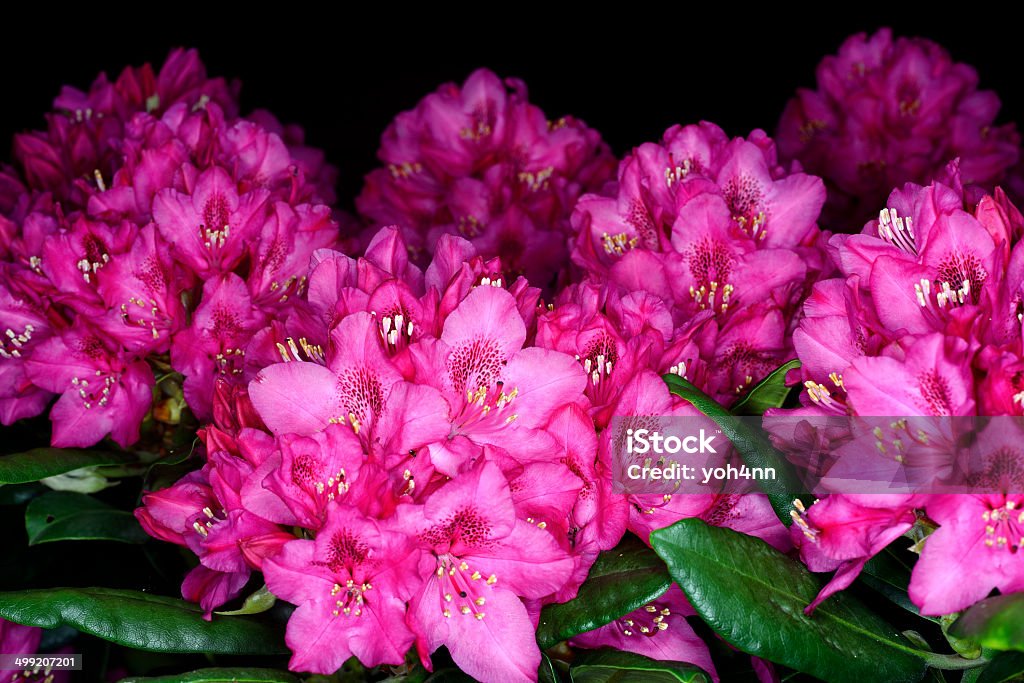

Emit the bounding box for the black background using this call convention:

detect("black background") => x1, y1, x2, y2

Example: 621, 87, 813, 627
1, 14, 1021, 209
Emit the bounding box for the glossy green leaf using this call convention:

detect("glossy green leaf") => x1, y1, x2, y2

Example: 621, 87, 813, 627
0, 588, 287, 654
977, 652, 1024, 683
539, 653, 561, 683
662, 374, 806, 522
536, 534, 672, 648
651, 518, 928, 683
25, 491, 148, 545
0, 448, 133, 485
569, 649, 709, 682
951, 594, 1024, 652
117, 669, 301, 683
217, 584, 276, 616
861, 548, 939, 623
731, 359, 801, 415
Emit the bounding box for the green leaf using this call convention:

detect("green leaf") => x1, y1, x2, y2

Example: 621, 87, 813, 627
569, 649, 709, 682
0, 482, 45, 506
0, 588, 287, 654
217, 584, 277, 616
25, 491, 148, 545
951, 594, 1024, 652
731, 360, 801, 416
861, 548, 939, 623
977, 652, 1024, 683
0, 448, 133, 485
117, 669, 301, 683
536, 534, 672, 648
651, 518, 928, 683
539, 653, 561, 683
662, 374, 806, 522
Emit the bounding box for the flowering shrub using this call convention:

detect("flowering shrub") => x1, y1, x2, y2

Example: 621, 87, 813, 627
2, 30, 1023, 683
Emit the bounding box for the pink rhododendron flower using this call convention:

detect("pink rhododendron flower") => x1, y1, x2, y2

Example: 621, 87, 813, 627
910, 494, 1024, 615
263, 506, 422, 673
777, 28, 1020, 230
357, 68, 615, 288
24, 322, 154, 447
407, 461, 575, 682
570, 585, 718, 681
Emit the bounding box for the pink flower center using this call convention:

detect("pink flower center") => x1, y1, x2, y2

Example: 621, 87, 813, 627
616, 599, 673, 637
454, 381, 520, 433
200, 194, 231, 249
686, 239, 736, 314
292, 454, 348, 504
916, 371, 953, 415
578, 334, 617, 390
724, 173, 768, 238
981, 500, 1024, 552
0, 322, 35, 360
448, 337, 504, 394
76, 232, 111, 283
877, 208, 917, 255
191, 506, 225, 539
378, 310, 415, 351
433, 554, 498, 621
328, 578, 373, 618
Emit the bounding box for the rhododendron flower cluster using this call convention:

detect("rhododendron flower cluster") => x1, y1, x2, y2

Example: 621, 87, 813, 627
356, 68, 616, 288
570, 121, 830, 406
135, 229, 715, 681
777, 28, 1020, 230
0, 49, 340, 447
776, 161, 1024, 615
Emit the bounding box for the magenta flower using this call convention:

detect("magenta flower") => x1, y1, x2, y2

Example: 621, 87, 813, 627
407, 461, 575, 682
790, 495, 917, 613
777, 28, 1020, 229
171, 273, 267, 420
357, 68, 615, 287
258, 426, 366, 528
0, 285, 53, 423
263, 506, 422, 673
24, 322, 154, 447
570, 586, 717, 681
409, 285, 587, 473
910, 494, 1024, 615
